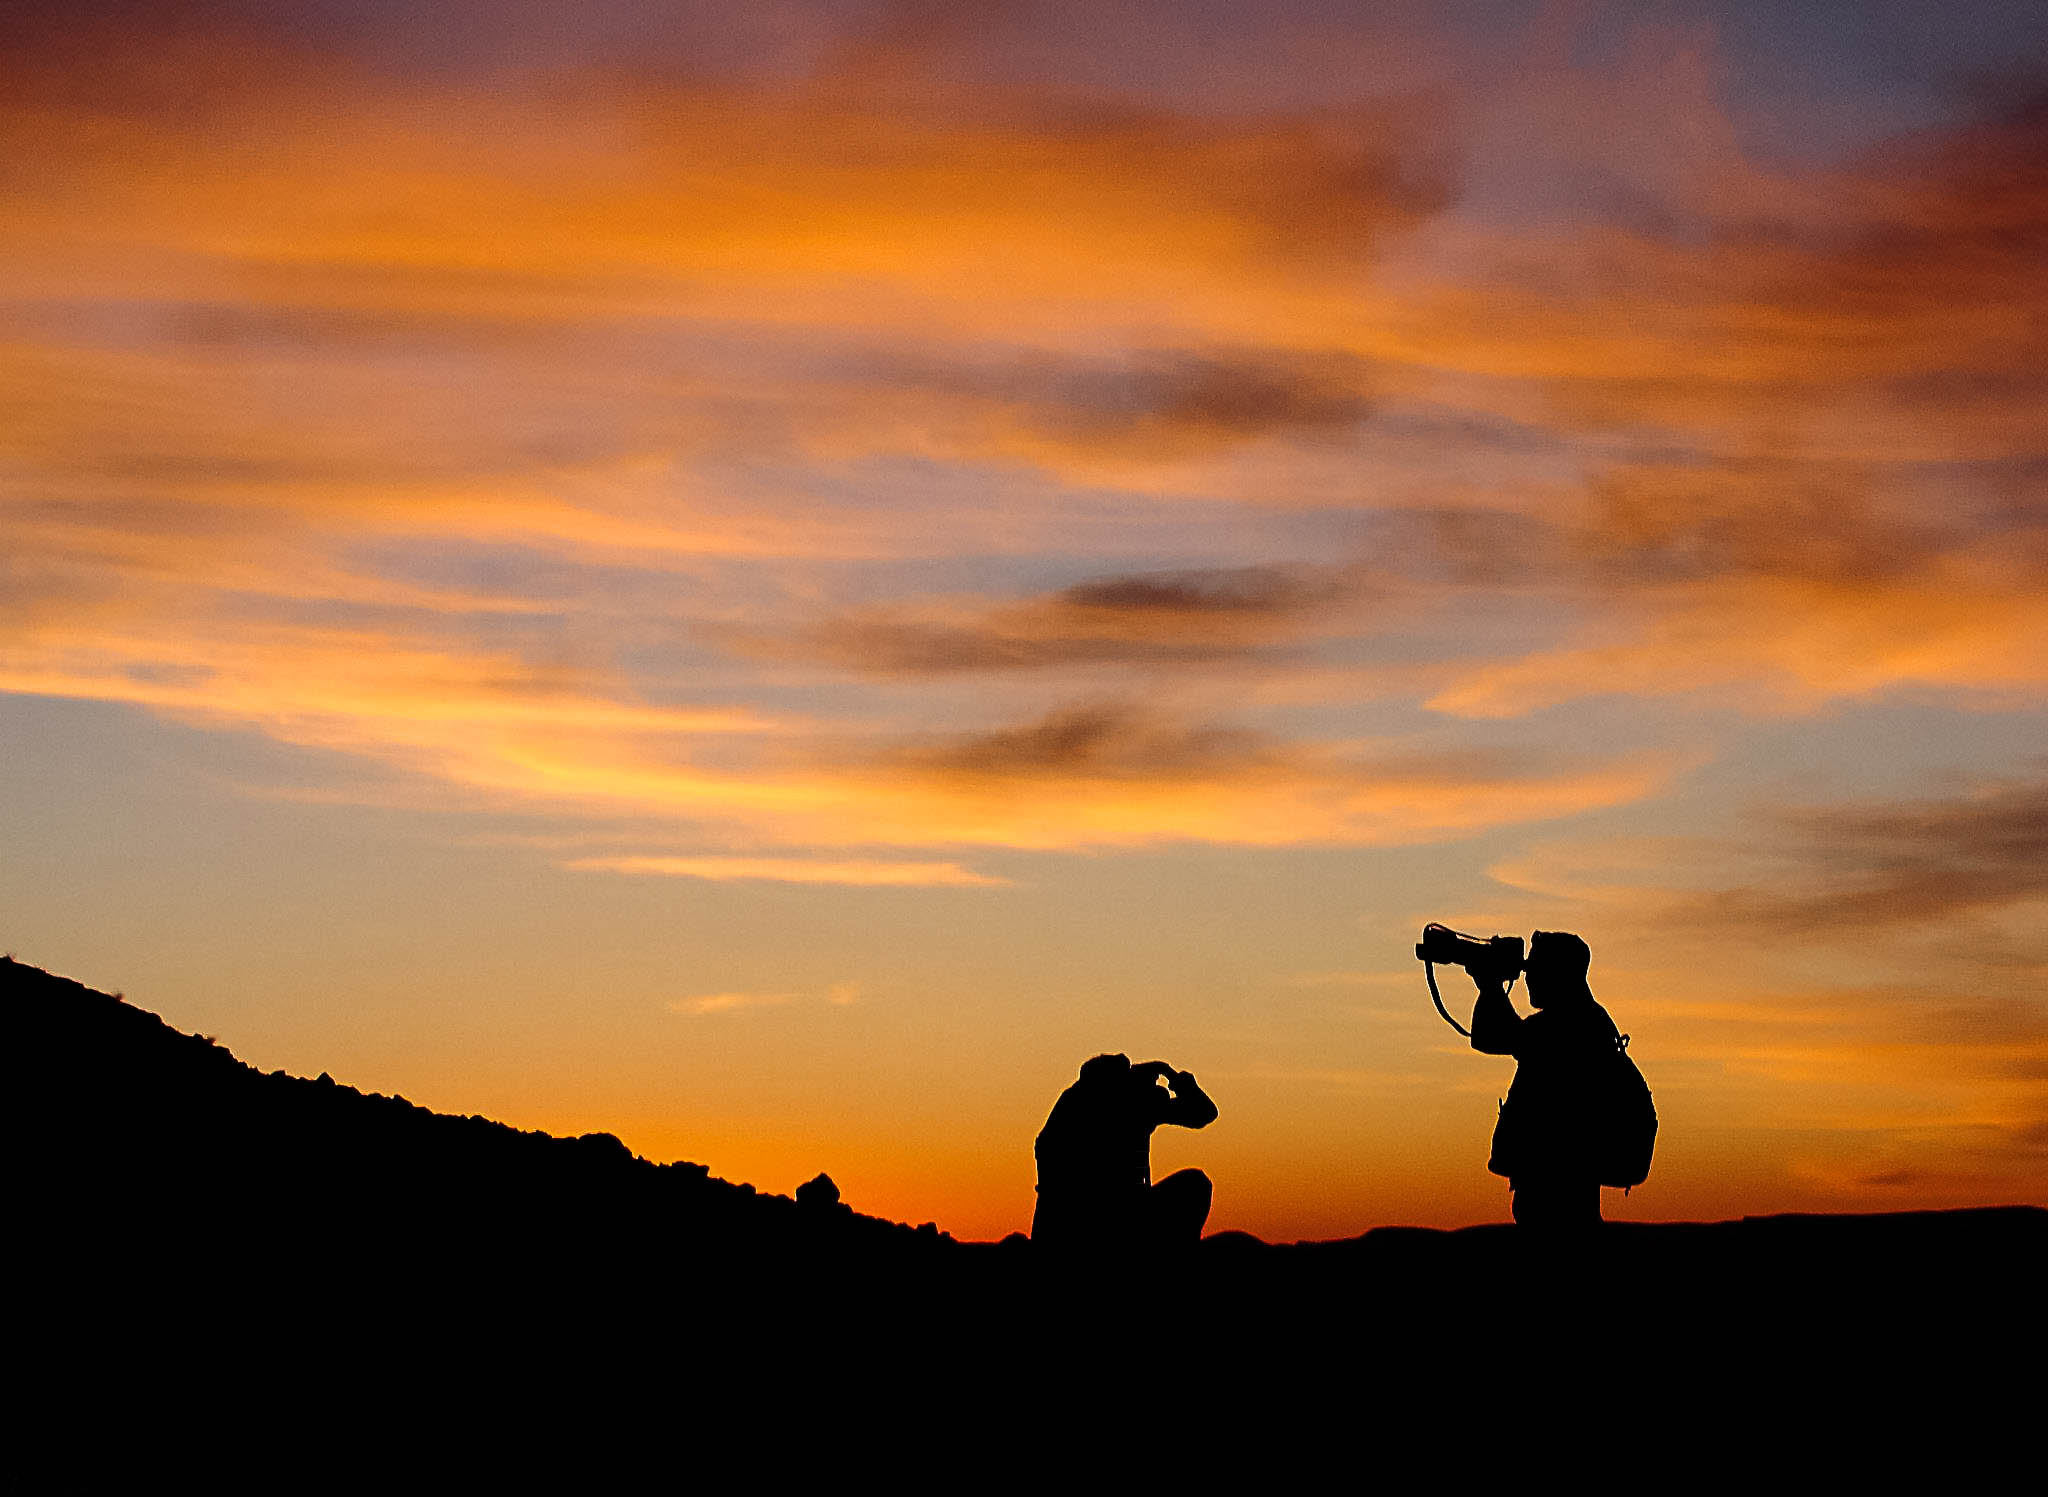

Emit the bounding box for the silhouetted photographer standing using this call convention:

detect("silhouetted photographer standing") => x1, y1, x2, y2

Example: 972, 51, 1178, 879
1468, 930, 1627, 1228
1031, 1054, 1217, 1255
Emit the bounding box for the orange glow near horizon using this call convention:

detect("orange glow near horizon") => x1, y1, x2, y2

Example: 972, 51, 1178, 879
3, 4, 2043, 1237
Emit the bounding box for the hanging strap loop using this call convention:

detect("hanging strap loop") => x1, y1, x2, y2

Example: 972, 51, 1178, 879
1424, 959, 1472, 1038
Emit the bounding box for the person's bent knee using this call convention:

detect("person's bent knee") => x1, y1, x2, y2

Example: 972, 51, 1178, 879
1156, 1167, 1211, 1198
1152, 1168, 1213, 1240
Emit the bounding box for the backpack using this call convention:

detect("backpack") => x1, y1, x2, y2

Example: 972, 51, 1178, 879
1600, 1034, 1657, 1190
1488, 1030, 1657, 1190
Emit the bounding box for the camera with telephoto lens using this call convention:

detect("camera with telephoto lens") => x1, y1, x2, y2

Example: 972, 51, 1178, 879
1415, 923, 1524, 982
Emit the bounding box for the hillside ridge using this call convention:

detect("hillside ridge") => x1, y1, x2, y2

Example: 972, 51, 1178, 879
7, 955, 953, 1274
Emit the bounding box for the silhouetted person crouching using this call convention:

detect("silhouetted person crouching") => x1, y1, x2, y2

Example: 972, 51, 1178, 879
1470, 931, 1625, 1229
1032, 1054, 1217, 1255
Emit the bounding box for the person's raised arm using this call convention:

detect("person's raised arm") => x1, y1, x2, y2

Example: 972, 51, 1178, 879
1469, 976, 1523, 1055
1162, 1068, 1218, 1129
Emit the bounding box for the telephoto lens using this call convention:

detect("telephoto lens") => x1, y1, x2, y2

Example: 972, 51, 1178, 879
1415, 924, 1524, 980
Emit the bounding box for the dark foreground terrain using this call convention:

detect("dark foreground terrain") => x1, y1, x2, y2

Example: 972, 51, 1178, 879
12, 955, 2041, 1432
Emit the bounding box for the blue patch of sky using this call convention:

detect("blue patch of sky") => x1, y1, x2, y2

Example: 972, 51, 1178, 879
348, 537, 656, 607
1706, 0, 2048, 146
1700, 698, 2048, 808
177, 0, 2046, 153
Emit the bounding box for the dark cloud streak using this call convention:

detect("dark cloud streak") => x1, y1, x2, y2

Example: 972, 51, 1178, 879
1680, 774, 2048, 939
1056, 563, 1343, 615
833, 345, 1382, 462
757, 561, 1361, 676
888, 702, 1276, 778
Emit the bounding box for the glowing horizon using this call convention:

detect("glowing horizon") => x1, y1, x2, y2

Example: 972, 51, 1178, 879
3, 1, 2043, 1240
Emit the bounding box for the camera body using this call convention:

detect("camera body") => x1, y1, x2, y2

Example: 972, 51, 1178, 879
1415, 923, 1524, 982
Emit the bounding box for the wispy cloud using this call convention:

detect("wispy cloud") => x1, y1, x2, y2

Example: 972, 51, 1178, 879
1492, 771, 2048, 947
666, 979, 865, 1016
568, 855, 1011, 887
1678, 776, 2048, 940
666, 990, 799, 1017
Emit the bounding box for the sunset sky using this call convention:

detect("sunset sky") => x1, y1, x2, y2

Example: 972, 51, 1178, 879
4, 0, 2044, 1240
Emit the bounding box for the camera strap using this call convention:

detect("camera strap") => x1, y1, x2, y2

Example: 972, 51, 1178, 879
1424, 960, 1472, 1038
